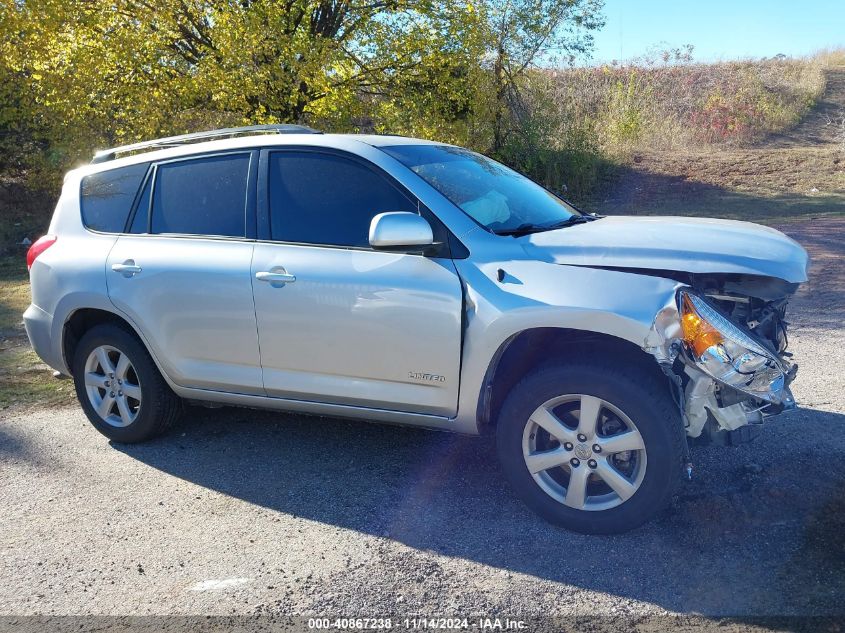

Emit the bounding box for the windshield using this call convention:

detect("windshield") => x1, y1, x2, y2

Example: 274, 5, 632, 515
380, 144, 581, 234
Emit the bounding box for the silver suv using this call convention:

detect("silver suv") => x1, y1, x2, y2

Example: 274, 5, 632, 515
25, 125, 808, 533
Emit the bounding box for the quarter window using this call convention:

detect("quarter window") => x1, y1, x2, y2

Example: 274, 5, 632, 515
268, 152, 417, 247
80, 163, 149, 233
128, 175, 152, 234
150, 154, 250, 237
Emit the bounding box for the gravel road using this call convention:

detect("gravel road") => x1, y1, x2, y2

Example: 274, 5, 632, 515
1, 219, 843, 626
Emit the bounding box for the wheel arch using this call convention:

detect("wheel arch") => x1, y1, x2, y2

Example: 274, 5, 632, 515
62, 307, 161, 379
475, 327, 671, 433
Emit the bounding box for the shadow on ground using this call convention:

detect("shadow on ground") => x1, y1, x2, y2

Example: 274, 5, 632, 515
115, 401, 845, 617
583, 158, 845, 223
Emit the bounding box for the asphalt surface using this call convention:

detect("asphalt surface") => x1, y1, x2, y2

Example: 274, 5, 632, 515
0, 219, 843, 623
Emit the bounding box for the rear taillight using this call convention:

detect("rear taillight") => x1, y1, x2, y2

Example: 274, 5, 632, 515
26, 235, 57, 270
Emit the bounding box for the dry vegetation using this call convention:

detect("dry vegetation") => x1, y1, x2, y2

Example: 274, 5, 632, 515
499, 49, 845, 199
552, 56, 826, 150
523, 49, 845, 221
0, 256, 74, 409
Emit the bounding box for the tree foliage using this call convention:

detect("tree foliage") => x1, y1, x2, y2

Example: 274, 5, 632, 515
482, 0, 604, 152
0, 0, 603, 185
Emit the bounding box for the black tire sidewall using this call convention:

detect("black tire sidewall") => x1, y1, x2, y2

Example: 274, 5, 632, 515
72, 324, 166, 443
496, 362, 683, 534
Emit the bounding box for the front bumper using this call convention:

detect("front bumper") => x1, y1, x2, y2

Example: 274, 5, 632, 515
682, 362, 796, 440
645, 292, 798, 440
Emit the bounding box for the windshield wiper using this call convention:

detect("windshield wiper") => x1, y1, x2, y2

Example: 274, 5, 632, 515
542, 215, 597, 230
494, 215, 597, 236
493, 222, 548, 236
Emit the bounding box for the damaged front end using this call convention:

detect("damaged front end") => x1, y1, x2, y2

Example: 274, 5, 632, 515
646, 274, 799, 446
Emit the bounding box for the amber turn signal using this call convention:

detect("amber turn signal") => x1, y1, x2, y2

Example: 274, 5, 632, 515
680, 293, 724, 357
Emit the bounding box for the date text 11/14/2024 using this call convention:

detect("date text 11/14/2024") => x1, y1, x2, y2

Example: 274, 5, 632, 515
307, 618, 528, 630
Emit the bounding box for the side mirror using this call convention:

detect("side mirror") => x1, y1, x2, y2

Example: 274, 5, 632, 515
369, 212, 434, 251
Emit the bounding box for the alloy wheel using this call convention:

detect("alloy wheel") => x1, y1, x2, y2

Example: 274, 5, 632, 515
521, 394, 647, 511
83, 345, 142, 428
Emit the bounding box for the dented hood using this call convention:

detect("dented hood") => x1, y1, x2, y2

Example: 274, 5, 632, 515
521, 216, 809, 283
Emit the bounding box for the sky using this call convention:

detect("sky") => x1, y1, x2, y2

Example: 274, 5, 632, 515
590, 0, 845, 64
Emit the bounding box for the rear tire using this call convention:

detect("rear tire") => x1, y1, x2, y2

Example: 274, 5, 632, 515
72, 323, 182, 443
496, 359, 684, 534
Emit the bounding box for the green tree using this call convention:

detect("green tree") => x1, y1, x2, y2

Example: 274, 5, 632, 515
0, 0, 483, 176
479, 0, 604, 153
0, 0, 605, 190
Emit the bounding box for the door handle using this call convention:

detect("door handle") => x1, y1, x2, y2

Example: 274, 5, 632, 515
111, 260, 142, 276
255, 270, 296, 284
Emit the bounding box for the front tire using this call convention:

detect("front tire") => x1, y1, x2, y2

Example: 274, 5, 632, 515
72, 323, 183, 443
496, 360, 684, 534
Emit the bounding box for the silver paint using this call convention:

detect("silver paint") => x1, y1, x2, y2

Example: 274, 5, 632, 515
368, 212, 434, 249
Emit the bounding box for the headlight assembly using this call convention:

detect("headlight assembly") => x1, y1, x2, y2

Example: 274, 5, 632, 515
678, 290, 789, 404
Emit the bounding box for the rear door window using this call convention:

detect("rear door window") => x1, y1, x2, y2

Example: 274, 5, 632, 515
150, 153, 250, 238
80, 163, 149, 233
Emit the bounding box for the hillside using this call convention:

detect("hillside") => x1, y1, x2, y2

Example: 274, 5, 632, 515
587, 65, 845, 222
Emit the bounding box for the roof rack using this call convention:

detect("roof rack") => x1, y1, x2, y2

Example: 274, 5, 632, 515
91, 124, 321, 163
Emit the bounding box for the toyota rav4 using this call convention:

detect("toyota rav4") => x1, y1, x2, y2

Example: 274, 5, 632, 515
24, 125, 809, 533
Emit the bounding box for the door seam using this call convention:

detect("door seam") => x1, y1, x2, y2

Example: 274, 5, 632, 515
248, 242, 269, 396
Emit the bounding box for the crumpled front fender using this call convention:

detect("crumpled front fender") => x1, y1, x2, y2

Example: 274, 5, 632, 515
452, 259, 684, 433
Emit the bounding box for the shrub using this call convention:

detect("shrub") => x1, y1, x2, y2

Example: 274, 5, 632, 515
491, 70, 611, 202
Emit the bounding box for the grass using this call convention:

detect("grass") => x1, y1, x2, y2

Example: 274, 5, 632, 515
0, 255, 30, 336
584, 145, 845, 224
0, 342, 73, 409
0, 255, 72, 411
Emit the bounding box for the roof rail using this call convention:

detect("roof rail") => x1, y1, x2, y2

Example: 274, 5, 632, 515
91, 124, 321, 163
